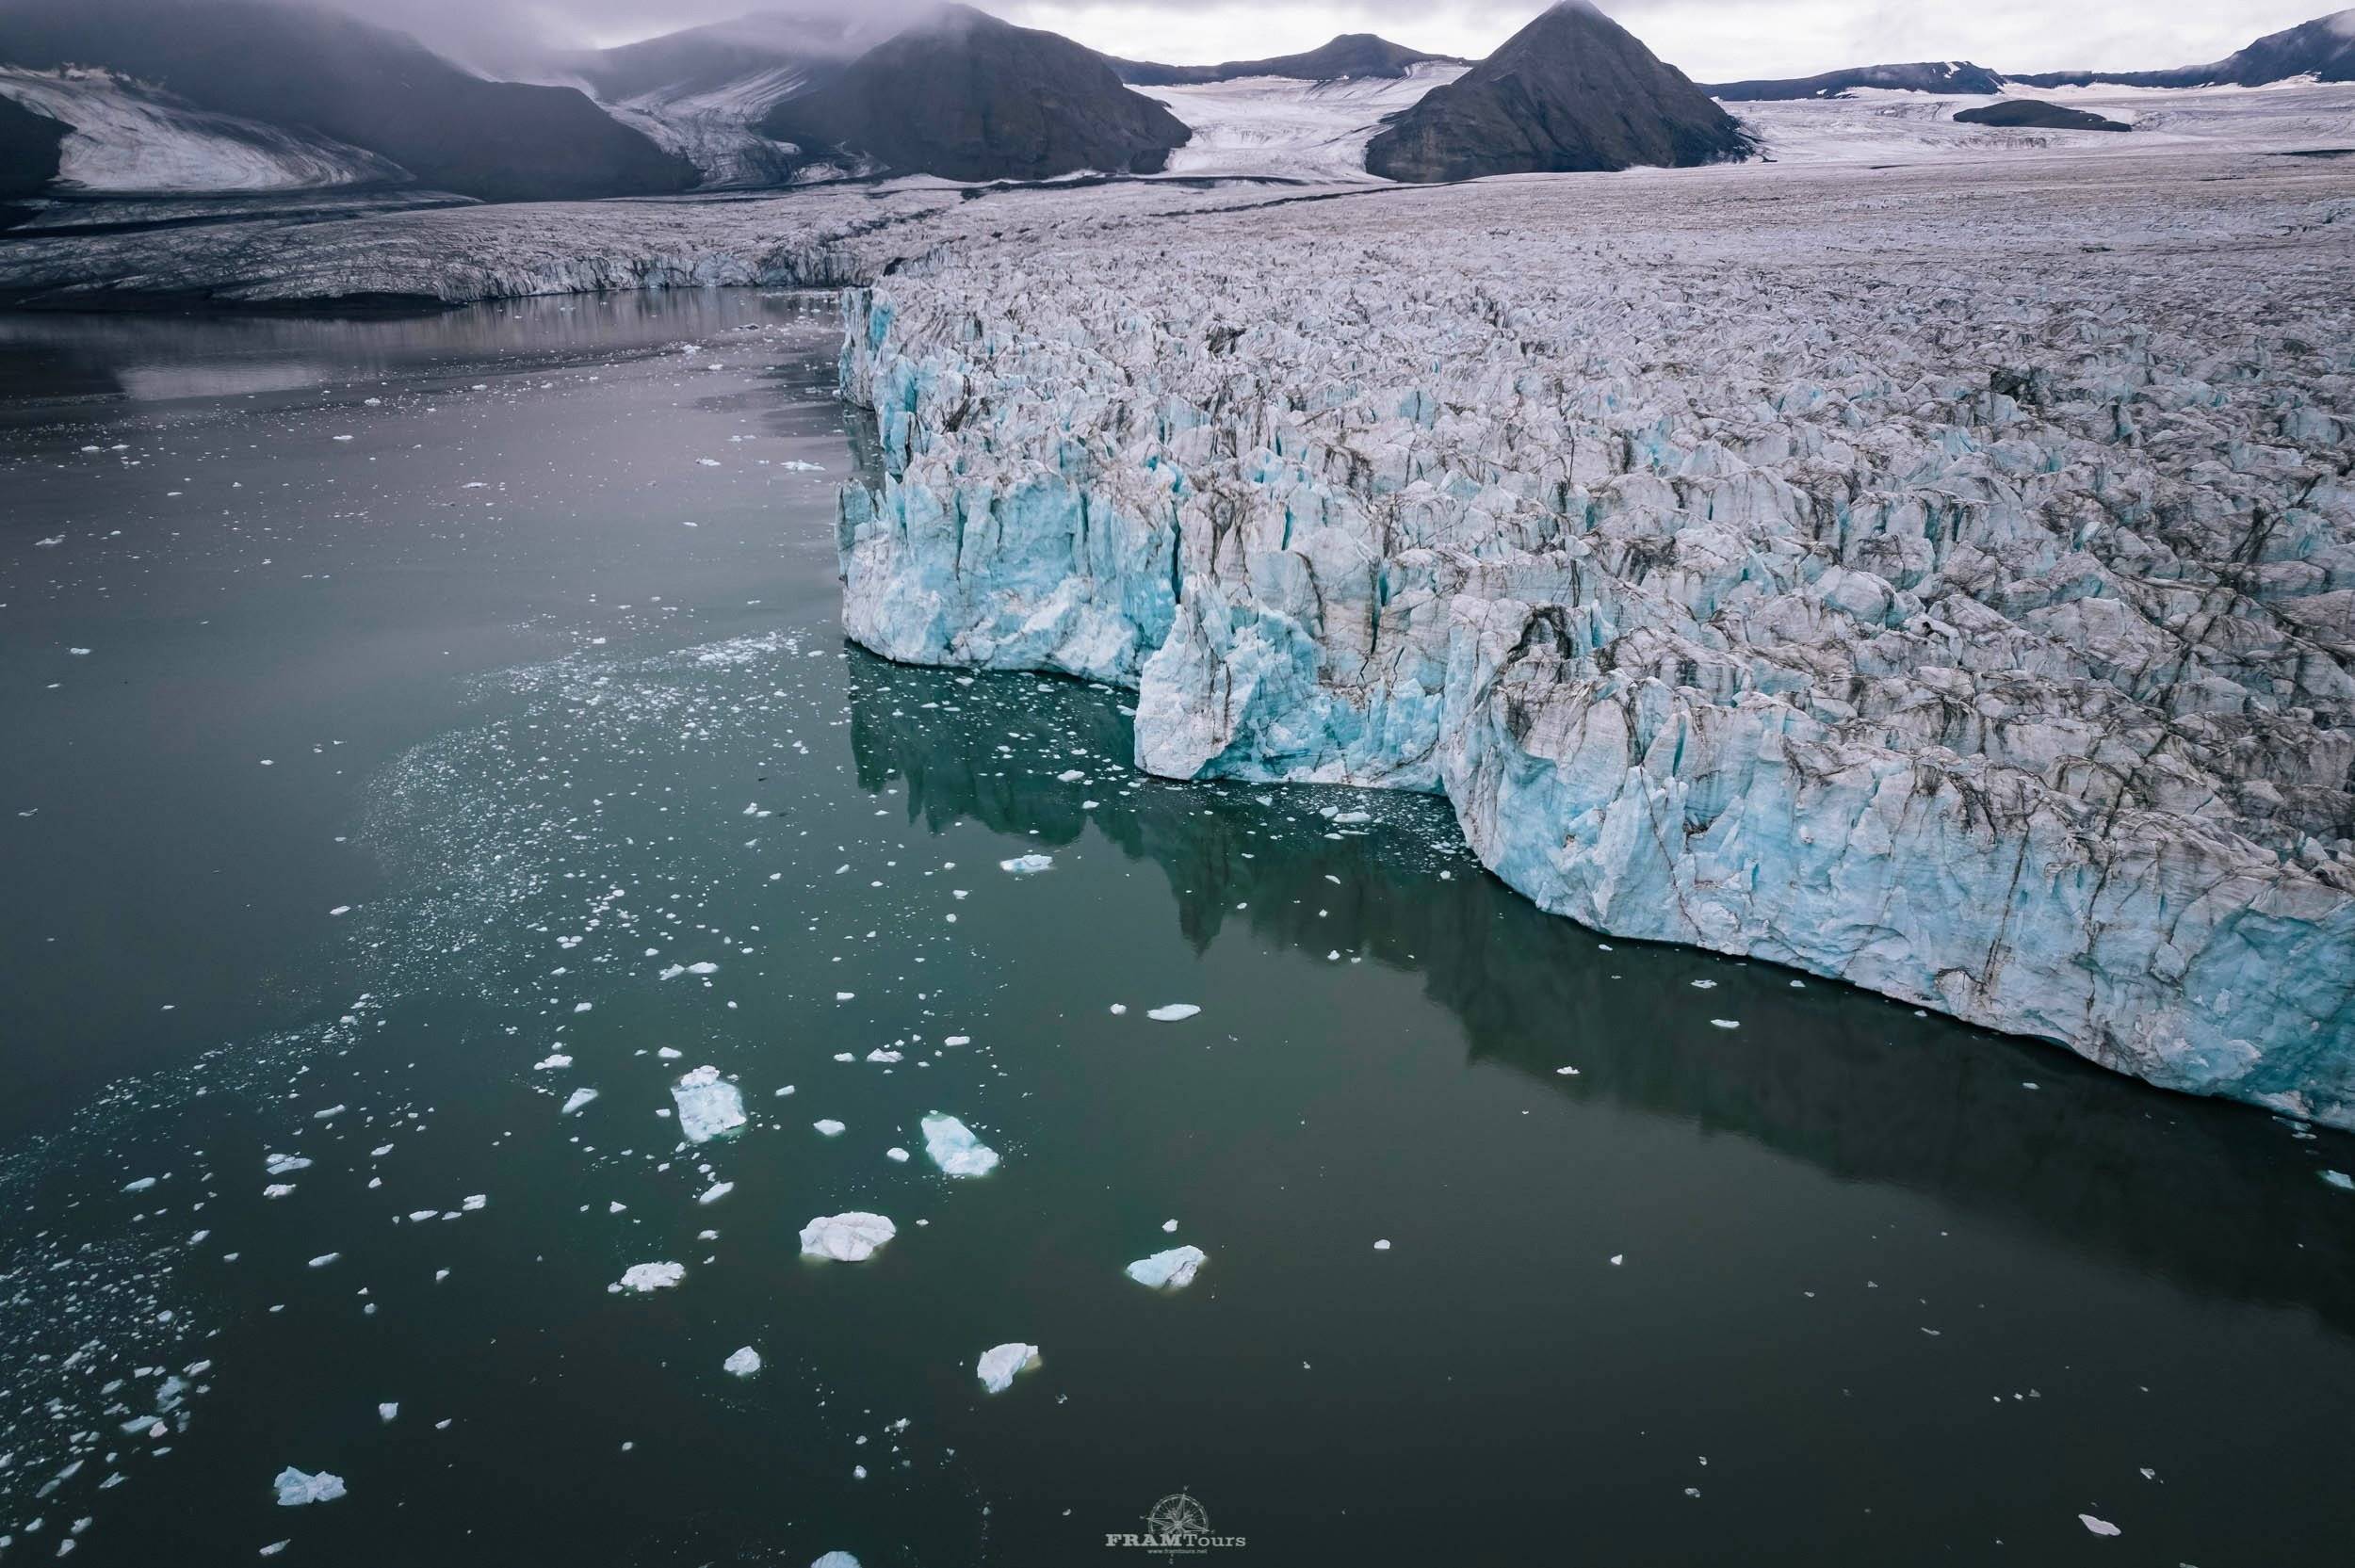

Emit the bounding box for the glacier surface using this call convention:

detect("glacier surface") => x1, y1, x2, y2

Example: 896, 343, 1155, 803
834, 148, 2355, 1125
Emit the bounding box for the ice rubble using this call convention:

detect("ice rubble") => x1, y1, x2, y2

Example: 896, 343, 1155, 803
1126, 1245, 1207, 1289
975, 1342, 1040, 1393
918, 1113, 999, 1176
799, 1212, 896, 1262
671, 1066, 747, 1142
836, 153, 2355, 1124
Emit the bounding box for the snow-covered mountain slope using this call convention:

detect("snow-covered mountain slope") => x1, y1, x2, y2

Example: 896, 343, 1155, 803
1730, 81, 2355, 165
1145, 63, 1469, 182
0, 67, 406, 193
597, 68, 831, 189
832, 151, 2355, 1124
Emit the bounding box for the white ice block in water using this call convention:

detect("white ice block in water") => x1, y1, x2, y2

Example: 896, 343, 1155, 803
975, 1342, 1039, 1394
723, 1346, 763, 1378
1146, 1004, 1200, 1022
999, 853, 1053, 875
611, 1261, 686, 1294
561, 1087, 599, 1115
1125, 1245, 1207, 1290
811, 1555, 863, 1568
799, 1212, 896, 1262
920, 1114, 999, 1177
672, 1066, 746, 1142
273, 1467, 346, 1507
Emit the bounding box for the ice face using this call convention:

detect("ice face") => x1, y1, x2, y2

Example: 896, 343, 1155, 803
918, 1113, 999, 1177
799, 1212, 896, 1262
975, 1341, 1039, 1393
671, 1066, 747, 1143
1125, 1245, 1207, 1290
272, 1467, 346, 1507
833, 155, 2355, 1127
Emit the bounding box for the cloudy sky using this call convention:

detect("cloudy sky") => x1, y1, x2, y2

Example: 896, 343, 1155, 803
361, 0, 2337, 82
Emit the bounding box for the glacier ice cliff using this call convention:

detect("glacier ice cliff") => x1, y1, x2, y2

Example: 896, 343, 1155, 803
834, 152, 2355, 1126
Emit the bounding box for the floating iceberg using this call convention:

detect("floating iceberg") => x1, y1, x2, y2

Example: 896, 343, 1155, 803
1145, 1004, 1200, 1023
999, 853, 1054, 875
672, 1066, 747, 1142
723, 1346, 763, 1379
799, 1212, 896, 1262
1125, 1245, 1207, 1290
273, 1467, 346, 1507
561, 1087, 599, 1115
975, 1342, 1040, 1394
611, 1262, 686, 1294
919, 1114, 999, 1178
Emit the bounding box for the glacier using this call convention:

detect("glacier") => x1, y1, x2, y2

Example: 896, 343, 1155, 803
834, 148, 2355, 1126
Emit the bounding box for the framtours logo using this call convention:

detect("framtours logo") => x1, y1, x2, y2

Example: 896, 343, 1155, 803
1105, 1490, 1246, 1556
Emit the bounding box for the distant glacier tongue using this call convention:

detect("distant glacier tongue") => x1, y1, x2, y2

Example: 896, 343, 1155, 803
831, 165, 2355, 1127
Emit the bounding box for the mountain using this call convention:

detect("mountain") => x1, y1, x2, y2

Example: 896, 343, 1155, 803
1364, 1, 1746, 183
1707, 60, 2007, 100
0, 0, 695, 202
0, 90, 66, 200
2009, 8, 2355, 89
1112, 33, 1465, 87
758, 6, 1190, 182
1953, 100, 2131, 132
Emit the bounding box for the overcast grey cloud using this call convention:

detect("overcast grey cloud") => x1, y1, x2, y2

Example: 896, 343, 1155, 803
324, 0, 2340, 83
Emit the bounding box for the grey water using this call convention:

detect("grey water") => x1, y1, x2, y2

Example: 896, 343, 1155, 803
1, 291, 2350, 1567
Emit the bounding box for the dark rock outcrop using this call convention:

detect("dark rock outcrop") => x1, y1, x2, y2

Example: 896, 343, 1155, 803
1112, 33, 1464, 87
759, 5, 1190, 182
0, 92, 67, 200
1954, 99, 2132, 132
1364, 1, 1745, 183
2010, 8, 2355, 89
1707, 60, 2007, 100
0, 0, 695, 202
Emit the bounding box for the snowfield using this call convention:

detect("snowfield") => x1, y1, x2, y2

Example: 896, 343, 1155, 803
1731, 79, 2355, 166
835, 148, 2355, 1124
1144, 63, 1471, 182
0, 67, 406, 193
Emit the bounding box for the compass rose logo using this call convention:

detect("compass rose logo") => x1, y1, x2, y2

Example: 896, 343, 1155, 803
1104, 1487, 1246, 1555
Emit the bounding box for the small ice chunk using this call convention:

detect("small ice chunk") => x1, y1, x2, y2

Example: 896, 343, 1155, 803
1373, 1239, 1391, 1251
920, 1113, 999, 1177
561, 1088, 599, 1115
307, 1253, 340, 1269
799, 1212, 895, 1262
265, 1154, 312, 1175
723, 1346, 762, 1379
885, 1147, 909, 1163
2323, 1171, 2353, 1191
999, 853, 1053, 875
698, 1181, 734, 1204
533, 1054, 572, 1071
811, 1555, 862, 1568
1146, 1004, 1200, 1023
975, 1342, 1039, 1394
377, 1403, 398, 1423
611, 1262, 686, 1294
672, 1066, 747, 1142
1162, 1219, 1178, 1233
1708, 1019, 1740, 1030
122, 1176, 157, 1193
813, 1119, 846, 1137
461, 1194, 486, 1212
944, 1035, 970, 1047
1125, 1245, 1206, 1290
2078, 1514, 2120, 1537
273, 1468, 345, 1506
